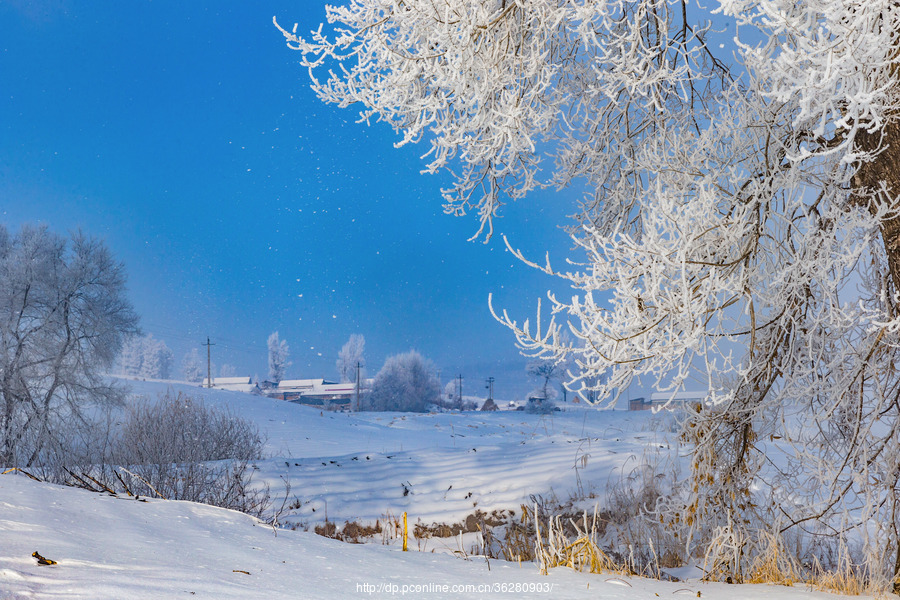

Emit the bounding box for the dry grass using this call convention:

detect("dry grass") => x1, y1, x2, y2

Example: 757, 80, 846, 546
413, 509, 508, 540
525, 500, 887, 597
745, 531, 801, 586
308, 495, 887, 597
530, 505, 635, 576
806, 547, 868, 596
497, 518, 536, 563
699, 526, 880, 595
314, 519, 382, 543
381, 511, 404, 546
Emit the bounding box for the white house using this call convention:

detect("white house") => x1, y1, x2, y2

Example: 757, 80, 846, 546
270, 378, 370, 409
630, 390, 706, 411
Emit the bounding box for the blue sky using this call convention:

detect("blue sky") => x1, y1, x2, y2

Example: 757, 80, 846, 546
1, 1, 597, 400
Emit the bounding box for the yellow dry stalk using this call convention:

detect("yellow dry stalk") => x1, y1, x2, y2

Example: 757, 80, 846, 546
499, 527, 535, 563
808, 554, 867, 596
746, 532, 800, 586
537, 511, 629, 577
535, 506, 548, 575
811, 569, 866, 596
577, 538, 620, 574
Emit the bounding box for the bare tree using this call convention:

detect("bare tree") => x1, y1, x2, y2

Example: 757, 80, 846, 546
0, 225, 138, 468
525, 360, 561, 413
526, 360, 561, 401
267, 331, 290, 384
336, 333, 366, 383
365, 350, 440, 412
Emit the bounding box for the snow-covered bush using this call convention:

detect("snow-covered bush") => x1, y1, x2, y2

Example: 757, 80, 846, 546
364, 350, 440, 412
524, 393, 557, 414
111, 392, 267, 515
443, 380, 458, 405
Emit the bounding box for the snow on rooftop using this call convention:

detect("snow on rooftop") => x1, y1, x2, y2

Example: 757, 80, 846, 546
277, 378, 324, 389
202, 376, 252, 386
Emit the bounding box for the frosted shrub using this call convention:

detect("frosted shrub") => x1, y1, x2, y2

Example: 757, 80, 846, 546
524, 396, 556, 414
111, 392, 268, 515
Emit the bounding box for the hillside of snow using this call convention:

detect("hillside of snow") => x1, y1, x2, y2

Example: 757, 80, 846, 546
122, 380, 676, 530
0, 380, 877, 599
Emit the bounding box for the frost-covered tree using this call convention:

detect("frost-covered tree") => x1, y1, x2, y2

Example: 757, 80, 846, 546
140, 335, 173, 380
118, 334, 173, 380
525, 359, 560, 413
443, 379, 458, 405
365, 350, 440, 412
117, 335, 144, 378
181, 348, 203, 383
336, 334, 366, 383
267, 331, 290, 384
279, 0, 900, 584
0, 225, 138, 468
526, 360, 561, 400
219, 363, 237, 378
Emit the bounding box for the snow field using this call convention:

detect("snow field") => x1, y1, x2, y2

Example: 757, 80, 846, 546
0, 380, 877, 598
0, 475, 871, 599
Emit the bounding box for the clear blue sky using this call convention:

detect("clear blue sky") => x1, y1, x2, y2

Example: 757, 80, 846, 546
1, 1, 592, 400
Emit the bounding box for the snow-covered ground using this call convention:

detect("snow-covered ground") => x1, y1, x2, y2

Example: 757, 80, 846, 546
0, 380, 876, 599
122, 380, 678, 530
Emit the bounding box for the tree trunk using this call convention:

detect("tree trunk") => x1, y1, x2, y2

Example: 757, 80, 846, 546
853, 121, 900, 301
853, 118, 900, 584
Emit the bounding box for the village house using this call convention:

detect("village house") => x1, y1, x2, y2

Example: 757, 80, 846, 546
201, 376, 256, 393
268, 378, 371, 410
628, 391, 705, 411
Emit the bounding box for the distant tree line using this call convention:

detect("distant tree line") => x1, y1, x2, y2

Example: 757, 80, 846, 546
117, 334, 174, 380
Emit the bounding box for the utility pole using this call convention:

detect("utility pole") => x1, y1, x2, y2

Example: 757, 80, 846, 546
203, 337, 215, 388
355, 361, 363, 412
457, 374, 463, 408
485, 377, 494, 401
